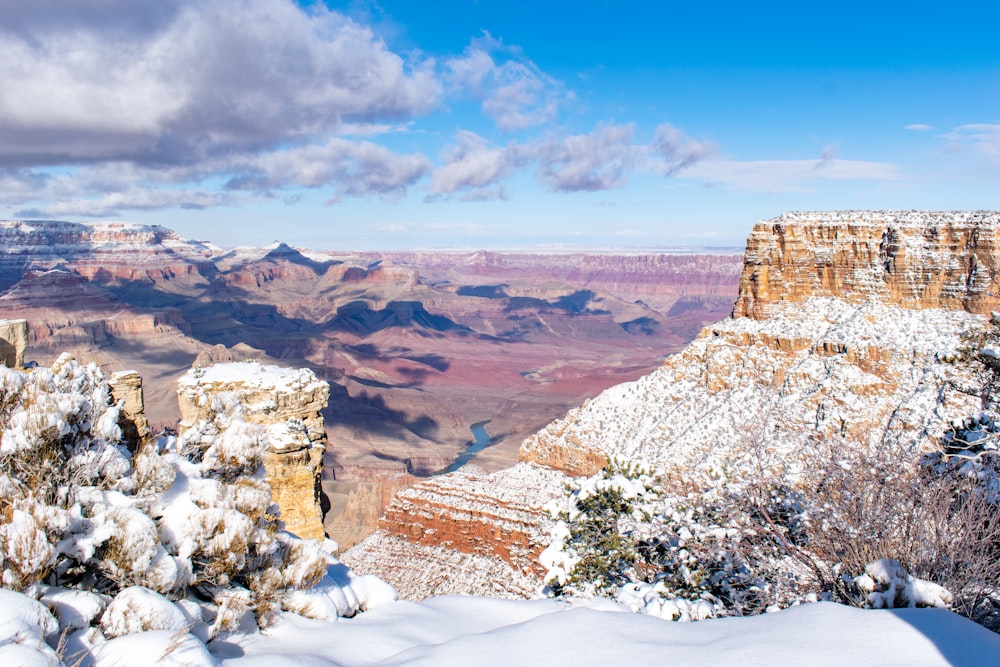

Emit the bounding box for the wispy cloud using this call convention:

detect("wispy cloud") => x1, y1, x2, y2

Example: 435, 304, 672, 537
943, 123, 1000, 157
15, 188, 232, 218
682, 151, 900, 192
905, 123, 934, 131
446, 32, 565, 131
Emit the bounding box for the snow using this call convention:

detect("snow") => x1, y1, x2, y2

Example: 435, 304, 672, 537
214, 598, 1000, 667
178, 361, 320, 395
856, 558, 953, 609
91, 630, 218, 667
100, 587, 188, 638
7, 583, 996, 666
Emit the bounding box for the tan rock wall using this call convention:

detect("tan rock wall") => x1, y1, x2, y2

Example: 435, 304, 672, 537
177, 363, 330, 540
732, 211, 1000, 320
109, 370, 151, 447
0, 319, 28, 368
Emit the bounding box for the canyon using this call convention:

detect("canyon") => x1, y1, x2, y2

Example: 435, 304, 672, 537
0, 220, 741, 547
343, 210, 998, 599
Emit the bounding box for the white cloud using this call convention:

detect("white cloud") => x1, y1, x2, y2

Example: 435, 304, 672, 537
532, 124, 637, 192
0, 0, 441, 166
374, 223, 411, 233
904, 123, 934, 131
446, 32, 563, 131
649, 123, 717, 175
225, 139, 431, 200
429, 131, 519, 199
682, 152, 900, 192
16, 188, 232, 218
943, 123, 1000, 157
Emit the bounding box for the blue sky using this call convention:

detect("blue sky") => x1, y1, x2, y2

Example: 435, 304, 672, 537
1, 0, 998, 249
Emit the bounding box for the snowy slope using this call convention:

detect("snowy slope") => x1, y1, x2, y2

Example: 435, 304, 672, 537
522, 296, 981, 481
8, 590, 999, 666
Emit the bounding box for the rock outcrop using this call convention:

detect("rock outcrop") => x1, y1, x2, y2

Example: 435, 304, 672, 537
733, 210, 1000, 319
341, 464, 565, 599
346, 210, 998, 598
0, 319, 27, 368
109, 370, 151, 447
177, 362, 330, 540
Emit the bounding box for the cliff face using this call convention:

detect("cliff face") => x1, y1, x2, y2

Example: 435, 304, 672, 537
0, 220, 217, 290
177, 362, 330, 541
108, 370, 151, 447
0, 319, 27, 368
341, 464, 565, 599
733, 211, 1000, 319
346, 211, 997, 599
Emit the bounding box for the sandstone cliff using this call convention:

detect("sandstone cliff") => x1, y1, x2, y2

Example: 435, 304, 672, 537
109, 370, 151, 447
733, 210, 1000, 319
177, 362, 330, 541
346, 210, 997, 599
0, 319, 27, 368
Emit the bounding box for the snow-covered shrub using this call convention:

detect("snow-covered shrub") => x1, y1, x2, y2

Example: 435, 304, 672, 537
0, 355, 133, 591
0, 355, 339, 648
0, 588, 61, 666
100, 586, 189, 638
541, 459, 807, 620
173, 395, 326, 628
854, 558, 953, 609
748, 428, 1000, 631
542, 460, 661, 598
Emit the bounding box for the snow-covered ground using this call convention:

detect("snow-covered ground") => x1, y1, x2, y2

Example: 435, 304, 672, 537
6, 589, 999, 666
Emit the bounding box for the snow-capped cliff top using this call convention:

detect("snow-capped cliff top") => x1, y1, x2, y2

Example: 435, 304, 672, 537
772, 210, 1000, 228
178, 361, 322, 395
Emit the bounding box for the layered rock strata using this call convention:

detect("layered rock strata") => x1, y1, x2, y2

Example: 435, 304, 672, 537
733, 210, 1000, 319
341, 464, 565, 599
346, 210, 998, 598
177, 362, 330, 540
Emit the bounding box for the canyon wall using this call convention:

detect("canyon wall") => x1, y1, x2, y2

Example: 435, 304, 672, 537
346, 211, 997, 598
0, 219, 742, 549
733, 210, 1000, 319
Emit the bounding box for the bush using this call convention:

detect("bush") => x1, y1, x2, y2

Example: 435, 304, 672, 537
0, 355, 326, 632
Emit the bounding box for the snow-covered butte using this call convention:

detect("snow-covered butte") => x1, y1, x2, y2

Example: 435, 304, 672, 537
177, 361, 330, 540
348, 211, 996, 598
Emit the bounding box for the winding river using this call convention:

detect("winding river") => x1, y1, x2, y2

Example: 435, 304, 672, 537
442, 419, 492, 474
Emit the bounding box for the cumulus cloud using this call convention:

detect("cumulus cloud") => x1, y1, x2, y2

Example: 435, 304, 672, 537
0, 0, 441, 167
225, 139, 432, 201
446, 32, 563, 131
429, 131, 520, 199
532, 124, 637, 192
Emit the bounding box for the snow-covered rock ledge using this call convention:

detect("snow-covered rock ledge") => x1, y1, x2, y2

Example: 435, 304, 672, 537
177, 361, 330, 540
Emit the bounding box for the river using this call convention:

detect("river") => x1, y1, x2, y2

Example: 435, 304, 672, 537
442, 420, 492, 474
